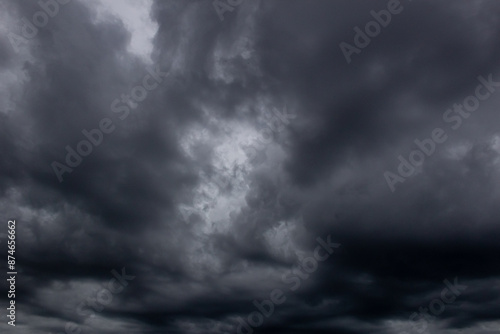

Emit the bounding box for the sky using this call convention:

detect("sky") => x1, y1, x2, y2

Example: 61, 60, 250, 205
1, 0, 500, 333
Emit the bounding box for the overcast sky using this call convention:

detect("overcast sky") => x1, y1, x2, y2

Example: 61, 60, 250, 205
1, 0, 500, 333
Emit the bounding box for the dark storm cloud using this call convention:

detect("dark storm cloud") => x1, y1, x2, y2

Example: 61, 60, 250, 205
1, 0, 500, 333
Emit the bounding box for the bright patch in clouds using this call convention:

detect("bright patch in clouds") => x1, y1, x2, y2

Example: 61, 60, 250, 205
89, 0, 158, 62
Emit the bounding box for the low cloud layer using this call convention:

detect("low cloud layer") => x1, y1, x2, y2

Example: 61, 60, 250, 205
1, 0, 500, 333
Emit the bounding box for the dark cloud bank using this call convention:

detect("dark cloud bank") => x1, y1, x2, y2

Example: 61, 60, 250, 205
1, 0, 500, 333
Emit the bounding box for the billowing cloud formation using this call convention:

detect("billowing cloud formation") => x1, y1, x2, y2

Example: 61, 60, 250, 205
1, 0, 500, 333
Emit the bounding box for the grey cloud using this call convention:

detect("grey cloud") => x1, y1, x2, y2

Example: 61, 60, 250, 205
0, 0, 500, 333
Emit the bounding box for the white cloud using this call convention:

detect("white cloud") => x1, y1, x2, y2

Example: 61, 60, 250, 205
88, 0, 158, 63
